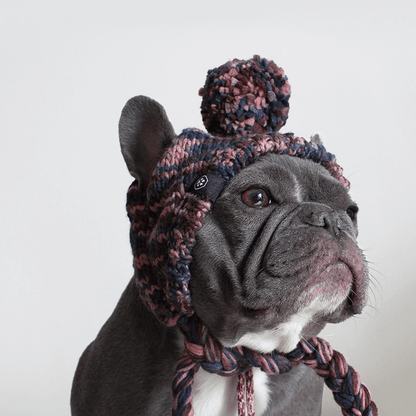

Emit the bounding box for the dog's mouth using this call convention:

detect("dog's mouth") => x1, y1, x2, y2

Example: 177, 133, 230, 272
226, 254, 368, 353
229, 237, 369, 353
241, 251, 367, 322
244, 225, 368, 314
323, 252, 369, 322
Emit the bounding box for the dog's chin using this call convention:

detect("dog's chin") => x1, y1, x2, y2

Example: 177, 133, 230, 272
223, 329, 302, 354
221, 314, 326, 354
222, 319, 320, 354
221, 310, 343, 354
220, 288, 357, 354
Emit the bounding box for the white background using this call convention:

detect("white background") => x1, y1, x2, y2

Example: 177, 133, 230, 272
1, 1, 415, 415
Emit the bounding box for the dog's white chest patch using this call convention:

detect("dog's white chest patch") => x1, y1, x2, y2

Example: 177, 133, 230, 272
192, 367, 269, 416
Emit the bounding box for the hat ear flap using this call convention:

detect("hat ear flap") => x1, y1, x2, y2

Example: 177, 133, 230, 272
119, 95, 176, 186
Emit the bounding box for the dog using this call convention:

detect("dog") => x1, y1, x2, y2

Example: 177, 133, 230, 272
71, 57, 368, 416
70, 98, 368, 416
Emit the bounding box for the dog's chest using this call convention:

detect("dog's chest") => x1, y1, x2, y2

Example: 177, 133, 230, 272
192, 367, 270, 416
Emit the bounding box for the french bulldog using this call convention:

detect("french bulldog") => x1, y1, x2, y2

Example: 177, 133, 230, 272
71, 96, 368, 416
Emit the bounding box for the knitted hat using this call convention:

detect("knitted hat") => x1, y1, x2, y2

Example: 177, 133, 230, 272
123, 56, 376, 416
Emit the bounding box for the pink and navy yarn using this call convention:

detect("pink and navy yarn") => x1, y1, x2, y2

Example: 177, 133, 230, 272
199, 55, 290, 136
126, 56, 377, 415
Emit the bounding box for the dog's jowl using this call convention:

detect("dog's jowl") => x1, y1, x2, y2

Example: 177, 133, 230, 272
71, 56, 374, 416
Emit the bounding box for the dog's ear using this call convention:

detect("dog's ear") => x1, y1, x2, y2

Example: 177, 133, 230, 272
119, 95, 176, 185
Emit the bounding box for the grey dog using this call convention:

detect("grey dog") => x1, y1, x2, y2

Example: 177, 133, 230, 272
71, 95, 368, 416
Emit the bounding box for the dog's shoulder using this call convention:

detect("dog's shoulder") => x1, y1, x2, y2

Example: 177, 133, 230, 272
71, 278, 183, 416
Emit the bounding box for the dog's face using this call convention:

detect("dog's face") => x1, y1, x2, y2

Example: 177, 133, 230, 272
118, 96, 368, 354
189, 153, 368, 353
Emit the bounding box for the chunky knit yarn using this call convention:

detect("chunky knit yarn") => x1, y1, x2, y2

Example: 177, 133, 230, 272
199, 55, 290, 137
125, 56, 377, 415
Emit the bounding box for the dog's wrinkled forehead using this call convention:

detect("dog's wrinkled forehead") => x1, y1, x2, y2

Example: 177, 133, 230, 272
236, 153, 351, 204
228, 153, 337, 190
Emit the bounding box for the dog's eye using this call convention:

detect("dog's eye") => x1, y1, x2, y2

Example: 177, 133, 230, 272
346, 206, 358, 221
241, 188, 271, 208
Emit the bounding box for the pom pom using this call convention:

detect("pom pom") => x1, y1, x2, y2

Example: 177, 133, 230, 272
199, 55, 291, 137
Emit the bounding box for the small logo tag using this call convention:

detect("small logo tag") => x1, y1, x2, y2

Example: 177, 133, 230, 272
194, 175, 209, 190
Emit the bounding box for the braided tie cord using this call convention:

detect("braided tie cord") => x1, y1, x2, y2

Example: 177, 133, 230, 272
294, 338, 378, 416
172, 323, 377, 416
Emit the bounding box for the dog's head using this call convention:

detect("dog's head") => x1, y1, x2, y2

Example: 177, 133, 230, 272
119, 56, 368, 354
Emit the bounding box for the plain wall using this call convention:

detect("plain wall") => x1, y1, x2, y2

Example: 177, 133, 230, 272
1, 1, 415, 414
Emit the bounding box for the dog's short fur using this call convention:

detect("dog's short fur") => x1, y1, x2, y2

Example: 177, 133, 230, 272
71, 96, 368, 416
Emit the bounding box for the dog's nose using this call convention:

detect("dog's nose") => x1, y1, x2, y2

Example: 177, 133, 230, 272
301, 204, 342, 237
